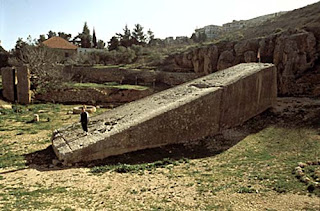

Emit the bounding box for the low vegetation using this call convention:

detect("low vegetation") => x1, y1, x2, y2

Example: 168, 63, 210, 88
0, 102, 319, 210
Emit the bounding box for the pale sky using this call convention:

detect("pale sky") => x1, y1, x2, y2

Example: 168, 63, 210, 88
0, 0, 319, 50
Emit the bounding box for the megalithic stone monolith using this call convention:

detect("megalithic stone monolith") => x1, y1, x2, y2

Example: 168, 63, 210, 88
1, 67, 15, 102
52, 63, 277, 164
17, 65, 31, 104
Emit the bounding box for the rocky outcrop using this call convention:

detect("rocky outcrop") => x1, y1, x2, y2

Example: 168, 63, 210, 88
273, 30, 318, 95
217, 50, 235, 70
165, 28, 320, 96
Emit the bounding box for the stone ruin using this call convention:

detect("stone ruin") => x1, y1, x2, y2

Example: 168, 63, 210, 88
52, 63, 277, 164
1, 66, 31, 104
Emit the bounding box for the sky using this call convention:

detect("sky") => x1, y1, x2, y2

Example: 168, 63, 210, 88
1, 0, 319, 51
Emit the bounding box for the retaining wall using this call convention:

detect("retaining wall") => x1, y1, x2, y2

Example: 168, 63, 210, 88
64, 66, 198, 86
52, 63, 277, 163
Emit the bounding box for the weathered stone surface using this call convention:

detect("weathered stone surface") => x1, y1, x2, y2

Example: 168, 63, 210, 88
203, 45, 219, 74
17, 66, 31, 104
273, 30, 317, 95
217, 50, 235, 70
52, 63, 276, 163
168, 28, 319, 96
1, 67, 15, 102
244, 51, 257, 63
35, 87, 153, 104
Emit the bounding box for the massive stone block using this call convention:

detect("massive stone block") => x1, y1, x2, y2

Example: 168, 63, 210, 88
52, 63, 277, 163
17, 66, 31, 104
1, 67, 15, 102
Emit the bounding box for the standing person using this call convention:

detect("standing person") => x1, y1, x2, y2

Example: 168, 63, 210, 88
80, 106, 89, 135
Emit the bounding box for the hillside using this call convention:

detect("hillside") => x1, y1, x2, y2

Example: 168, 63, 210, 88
163, 1, 320, 97
241, 1, 320, 40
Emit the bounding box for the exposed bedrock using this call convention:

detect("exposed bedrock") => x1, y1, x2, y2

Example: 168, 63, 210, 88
167, 29, 319, 96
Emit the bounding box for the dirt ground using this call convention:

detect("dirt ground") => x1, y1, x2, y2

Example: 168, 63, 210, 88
1, 97, 320, 210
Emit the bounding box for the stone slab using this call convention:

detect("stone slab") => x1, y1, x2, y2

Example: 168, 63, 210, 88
1, 67, 15, 102
17, 66, 31, 104
52, 63, 276, 163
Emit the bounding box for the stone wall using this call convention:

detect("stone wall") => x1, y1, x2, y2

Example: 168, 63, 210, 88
1, 66, 31, 104
52, 63, 277, 163
35, 87, 153, 104
64, 66, 198, 86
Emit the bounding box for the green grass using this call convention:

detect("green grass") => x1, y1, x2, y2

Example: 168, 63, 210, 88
0, 103, 107, 169
0, 103, 62, 133
69, 82, 149, 91
0, 186, 67, 210
0, 136, 26, 169
90, 158, 189, 174
191, 126, 320, 196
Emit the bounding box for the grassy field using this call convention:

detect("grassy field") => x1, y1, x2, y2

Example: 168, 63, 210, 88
0, 99, 319, 210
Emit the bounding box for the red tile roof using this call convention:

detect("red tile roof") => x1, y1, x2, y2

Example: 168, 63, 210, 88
42, 36, 78, 50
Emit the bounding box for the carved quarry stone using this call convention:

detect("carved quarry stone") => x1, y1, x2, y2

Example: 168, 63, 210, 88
52, 63, 277, 163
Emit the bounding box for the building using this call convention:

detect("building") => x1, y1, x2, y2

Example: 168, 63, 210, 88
42, 36, 78, 59
195, 25, 222, 39
222, 20, 246, 32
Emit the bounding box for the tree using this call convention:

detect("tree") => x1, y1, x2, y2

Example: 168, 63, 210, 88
80, 22, 91, 48
92, 28, 97, 48
132, 24, 146, 44
38, 34, 46, 43
10, 45, 66, 92
58, 32, 72, 41
147, 29, 155, 44
116, 25, 132, 47
47, 30, 57, 39
14, 38, 28, 53
108, 36, 119, 51
97, 39, 105, 49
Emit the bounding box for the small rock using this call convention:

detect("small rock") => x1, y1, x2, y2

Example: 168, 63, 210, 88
306, 161, 313, 165
301, 176, 310, 183
67, 111, 73, 115
38, 110, 46, 113
298, 162, 307, 168
296, 170, 304, 177
0, 104, 12, 109
49, 164, 54, 168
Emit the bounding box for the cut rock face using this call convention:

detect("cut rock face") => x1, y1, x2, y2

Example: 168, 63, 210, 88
52, 63, 277, 164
